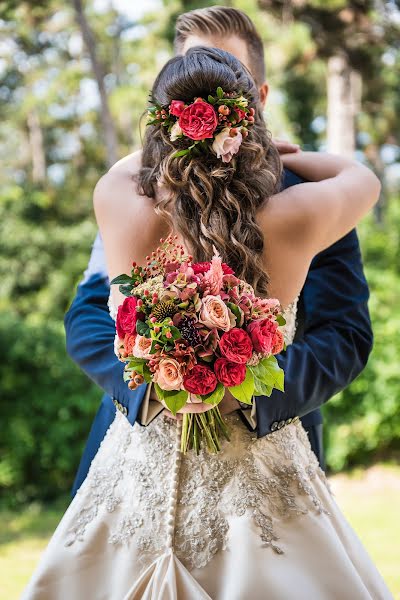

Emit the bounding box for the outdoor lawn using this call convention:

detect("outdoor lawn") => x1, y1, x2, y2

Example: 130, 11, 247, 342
0, 464, 398, 600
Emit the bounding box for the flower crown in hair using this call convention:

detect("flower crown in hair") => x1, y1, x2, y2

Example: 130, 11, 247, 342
146, 87, 255, 162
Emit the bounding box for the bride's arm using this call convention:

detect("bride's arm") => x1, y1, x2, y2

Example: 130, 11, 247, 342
266, 152, 380, 256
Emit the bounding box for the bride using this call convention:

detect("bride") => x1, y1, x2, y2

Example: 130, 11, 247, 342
23, 46, 392, 600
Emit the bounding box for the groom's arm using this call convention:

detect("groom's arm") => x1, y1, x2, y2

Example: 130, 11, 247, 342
64, 234, 163, 426
244, 228, 373, 437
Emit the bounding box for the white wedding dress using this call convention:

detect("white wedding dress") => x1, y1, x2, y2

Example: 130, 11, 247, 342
22, 299, 393, 600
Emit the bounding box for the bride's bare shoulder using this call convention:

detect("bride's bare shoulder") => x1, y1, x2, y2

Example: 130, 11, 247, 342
93, 150, 151, 217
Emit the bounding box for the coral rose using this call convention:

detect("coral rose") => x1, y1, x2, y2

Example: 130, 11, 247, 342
116, 296, 139, 338
214, 358, 246, 387
124, 333, 137, 356
132, 335, 153, 359
212, 128, 243, 163
220, 328, 253, 364
271, 328, 285, 355
178, 100, 217, 140
246, 318, 278, 355
183, 364, 218, 396
199, 295, 235, 332
153, 358, 183, 391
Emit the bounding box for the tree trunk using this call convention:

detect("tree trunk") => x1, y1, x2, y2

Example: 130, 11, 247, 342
72, 0, 118, 168
326, 54, 361, 157
27, 109, 46, 183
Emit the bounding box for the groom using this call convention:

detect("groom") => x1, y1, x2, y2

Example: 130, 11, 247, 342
65, 6, 373, 496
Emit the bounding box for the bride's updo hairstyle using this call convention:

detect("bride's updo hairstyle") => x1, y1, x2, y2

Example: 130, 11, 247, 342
138, 46, 282, 297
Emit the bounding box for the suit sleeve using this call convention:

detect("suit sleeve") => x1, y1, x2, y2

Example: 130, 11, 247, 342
64, 273, 163, 426
247, 229, 373, 438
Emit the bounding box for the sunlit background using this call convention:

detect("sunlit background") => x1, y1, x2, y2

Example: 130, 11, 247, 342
0, 1, 399, 597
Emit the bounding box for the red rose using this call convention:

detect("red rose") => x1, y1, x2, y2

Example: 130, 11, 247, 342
116, 296, 139, 338
220, 327, 253, 364
233, 107, 246, 122
246, 318, 278, 355
169, 100, 185, 117
179, 101, 218, 140
214, 358, 246, 387
183, 364, 218, 396
192, 261, 235, 275
271, 328, 285, 355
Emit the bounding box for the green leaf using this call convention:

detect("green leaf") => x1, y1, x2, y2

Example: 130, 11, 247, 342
202, 382, 225, 405
154, 385, 188, 415
276, 314, 286, 326
226, 302, 244, 326
110, 274, 132, 285
127, 358, 147, 373
216, 86, 224, 99
136, 320, 150, 337
207, 95, 216, 104
259, 355, 285, 392
172, 149, 190, 158
119, 284, 133, 297
228, 368, 255, 404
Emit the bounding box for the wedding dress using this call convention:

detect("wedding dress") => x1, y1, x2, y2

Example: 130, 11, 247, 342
22, 298, 393, 600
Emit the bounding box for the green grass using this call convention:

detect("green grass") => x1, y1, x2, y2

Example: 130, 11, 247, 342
1, 466, 399, 600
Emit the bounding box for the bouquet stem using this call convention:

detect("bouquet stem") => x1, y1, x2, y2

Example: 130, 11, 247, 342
181, 406, 230, 455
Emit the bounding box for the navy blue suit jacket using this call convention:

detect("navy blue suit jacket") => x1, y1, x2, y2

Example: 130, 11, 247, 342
65, 169, 373, 495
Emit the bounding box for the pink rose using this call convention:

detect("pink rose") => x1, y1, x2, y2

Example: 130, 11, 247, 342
199, 295, 235, 332
116, 296, 138, 338
212, 128, 243, 163
132, 335, 153, 359
169, 100, 185, 117
179, 100, 218, 140
214, 358, 246, 387
247, 318, 278, 355
220, 328, 253, 364
153, 358, 183, 391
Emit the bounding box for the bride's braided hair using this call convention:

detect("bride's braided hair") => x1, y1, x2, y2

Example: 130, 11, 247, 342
138, 46, 282, 297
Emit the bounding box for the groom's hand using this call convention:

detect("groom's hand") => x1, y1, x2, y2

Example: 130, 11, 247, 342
273, 138, 300, 155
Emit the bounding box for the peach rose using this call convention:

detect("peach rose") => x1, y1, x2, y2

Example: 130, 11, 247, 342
212, 128, 243, 163
124, 333, 137, 356
199, 295, 235, 332
170, 121, 183, 141
153, 358, 183, 391
132, 335, 153, 359
271, 328, 285, 355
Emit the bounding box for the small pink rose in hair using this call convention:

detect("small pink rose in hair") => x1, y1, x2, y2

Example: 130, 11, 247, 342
169, 100, 185, 117
212, 128, 243, 163
170, 121, 183, 141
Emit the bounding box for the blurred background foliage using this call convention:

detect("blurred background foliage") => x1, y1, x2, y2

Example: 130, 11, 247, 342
0, 0, 399, 505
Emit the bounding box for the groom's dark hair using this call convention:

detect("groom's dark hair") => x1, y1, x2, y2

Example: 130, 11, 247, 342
174, 6, 266, 87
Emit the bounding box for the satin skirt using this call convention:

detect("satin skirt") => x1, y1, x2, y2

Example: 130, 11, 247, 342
22, 412, 393, 600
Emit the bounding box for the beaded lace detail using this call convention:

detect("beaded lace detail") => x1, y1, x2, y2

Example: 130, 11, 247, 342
65, 295, 329, 572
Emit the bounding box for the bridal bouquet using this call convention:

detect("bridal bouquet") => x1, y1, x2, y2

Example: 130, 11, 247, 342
111, 235, 285, 454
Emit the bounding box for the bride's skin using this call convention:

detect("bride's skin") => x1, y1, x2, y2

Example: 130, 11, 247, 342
95, 148, 380, 419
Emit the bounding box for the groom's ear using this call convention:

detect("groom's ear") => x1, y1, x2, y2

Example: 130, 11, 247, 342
259, 83, 269, 108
